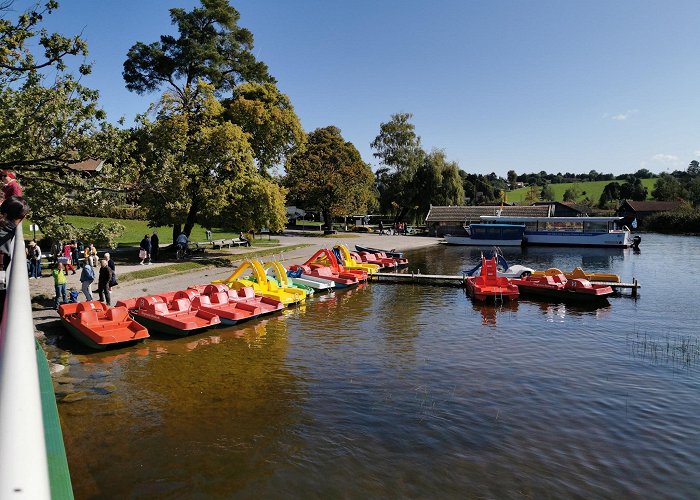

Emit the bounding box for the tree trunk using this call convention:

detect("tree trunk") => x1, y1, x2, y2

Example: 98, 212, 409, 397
322, 208, 332, 230
172, 223, 182, 244
394, 206, 409, 223
183, 198, 199, 237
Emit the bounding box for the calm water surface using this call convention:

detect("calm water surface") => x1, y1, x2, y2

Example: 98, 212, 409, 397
48, 233, 700, 498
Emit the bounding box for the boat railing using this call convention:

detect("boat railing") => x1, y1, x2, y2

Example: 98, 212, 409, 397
0, 224, 51, 498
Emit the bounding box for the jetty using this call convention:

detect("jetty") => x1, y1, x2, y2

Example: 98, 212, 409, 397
370, 272, 641, 297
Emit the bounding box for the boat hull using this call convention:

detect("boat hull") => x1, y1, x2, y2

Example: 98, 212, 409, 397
514, 284, 612, 303
466, 278, 519, 301
129, 312, 212, 336
60, 319, 146, 350
523, 231, 630, 247
444, 234, 523, 246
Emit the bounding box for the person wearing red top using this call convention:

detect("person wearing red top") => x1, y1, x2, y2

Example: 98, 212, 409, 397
61, 242, 77, 274
2, 170, 22, 201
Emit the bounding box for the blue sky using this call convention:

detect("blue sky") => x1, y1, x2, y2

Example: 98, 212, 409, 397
35, 0, 700, 176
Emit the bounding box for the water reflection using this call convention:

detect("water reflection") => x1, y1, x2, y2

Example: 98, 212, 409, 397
519, 299, 613, 322
469, 298, 518, 326
56, 312, 307, 498
50, 235, 700, 497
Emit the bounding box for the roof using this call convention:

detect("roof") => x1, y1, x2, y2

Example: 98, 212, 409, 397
621, 200, 683, 212
426, 204, 551, 222
534, 201, 590, 214
481, 216, 623, 223
68, 159, 104, 172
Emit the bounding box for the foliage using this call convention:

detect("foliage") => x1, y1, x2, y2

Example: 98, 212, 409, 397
124, 1, 290, 238
286, 126, 376, 229
371, 113, 425, 221
525, 185, 540, 204
508, 179, 656, 204
80, 222, 126, 249
652, 172, 685, 201
598, 182, 621, 208
644, 205, 700, 234
563, 185, 581, 202
133, 83, 286, 238
540, 184, 555, 201
620, 177, 648, 201
413, 149, 464, 216
0, 1, 128, 243
123, 0, 273, 109
223, 82, 305, 174
221, 175, 288, 232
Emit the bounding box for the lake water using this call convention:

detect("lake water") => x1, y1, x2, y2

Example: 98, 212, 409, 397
48, 233, 700, 498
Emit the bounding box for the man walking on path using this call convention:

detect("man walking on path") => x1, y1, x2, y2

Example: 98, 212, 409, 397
29, 240, 42, 278
139, 234, 151, 265
97, 259, 112, 305
80, 261, 95, 301
150, 231, 159, 262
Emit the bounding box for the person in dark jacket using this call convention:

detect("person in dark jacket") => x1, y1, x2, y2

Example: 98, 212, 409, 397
139, 234, 151, 265
97, 259, 112, 306
104, 252, 117, 290
150, 231, 159, 262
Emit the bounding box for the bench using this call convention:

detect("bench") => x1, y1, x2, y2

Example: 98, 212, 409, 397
211, 239, 231, 249
188, 242, 207, 253
231, 238, 250, 247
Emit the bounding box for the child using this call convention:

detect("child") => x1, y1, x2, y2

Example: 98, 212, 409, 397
52, 262, 67, 309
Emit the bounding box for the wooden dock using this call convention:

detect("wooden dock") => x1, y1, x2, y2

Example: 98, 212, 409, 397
370, 273, 641, 296
590, 279, 641, 297
370, 272, 466, 286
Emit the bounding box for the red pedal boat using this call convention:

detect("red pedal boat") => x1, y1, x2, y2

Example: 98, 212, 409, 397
122, 295, 220, 336
353, 251, 397, 269
511, 274, 614, 303
222, 284, 285, 315
173, 286, 263, 325
465, 256, 519, 301
58, 301, 149, 350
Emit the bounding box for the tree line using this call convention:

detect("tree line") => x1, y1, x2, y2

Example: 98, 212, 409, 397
2, 1, 699, 244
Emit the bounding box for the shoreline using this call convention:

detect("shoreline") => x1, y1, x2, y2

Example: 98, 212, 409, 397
31, 232, 442, 339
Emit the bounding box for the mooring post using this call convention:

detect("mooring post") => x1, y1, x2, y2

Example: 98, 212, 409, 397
632, 278, 638, 298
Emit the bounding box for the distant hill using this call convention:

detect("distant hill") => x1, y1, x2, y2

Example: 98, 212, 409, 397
506, 179, 657, 204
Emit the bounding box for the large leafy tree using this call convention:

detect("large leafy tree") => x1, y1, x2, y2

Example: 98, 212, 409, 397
285, 126, 376, 230
134, 84, 269, 239
223, 82, 305, 175
123, 0, 273, 111
651, 173, 684, 201
598, 182, 622, 208
371, 113, 425, 222
413, 149, 464, 217
124, 0, 288, 238
0, 1, 126, 239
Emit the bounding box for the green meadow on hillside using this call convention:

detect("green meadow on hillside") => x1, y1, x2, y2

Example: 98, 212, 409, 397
506, 178, 657, 203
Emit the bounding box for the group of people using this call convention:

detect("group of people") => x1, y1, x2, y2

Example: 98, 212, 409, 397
53, 250, 117, 309
139, 232, 159, 265
377, 221, 410, 235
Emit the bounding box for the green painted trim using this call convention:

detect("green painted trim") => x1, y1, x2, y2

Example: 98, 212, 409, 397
35, 341, 74, 499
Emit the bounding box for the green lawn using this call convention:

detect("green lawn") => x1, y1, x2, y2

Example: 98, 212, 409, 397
506, 178, 658, 204
22, 215, 262, 247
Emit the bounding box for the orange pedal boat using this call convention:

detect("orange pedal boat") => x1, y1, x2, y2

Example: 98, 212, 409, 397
123, 295, 220, 336
59, 301, 149, 350
173, 286, 263, 326
465, 255, 519, 301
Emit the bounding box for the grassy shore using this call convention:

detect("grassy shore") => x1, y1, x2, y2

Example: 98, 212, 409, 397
22, 215, 275, 247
